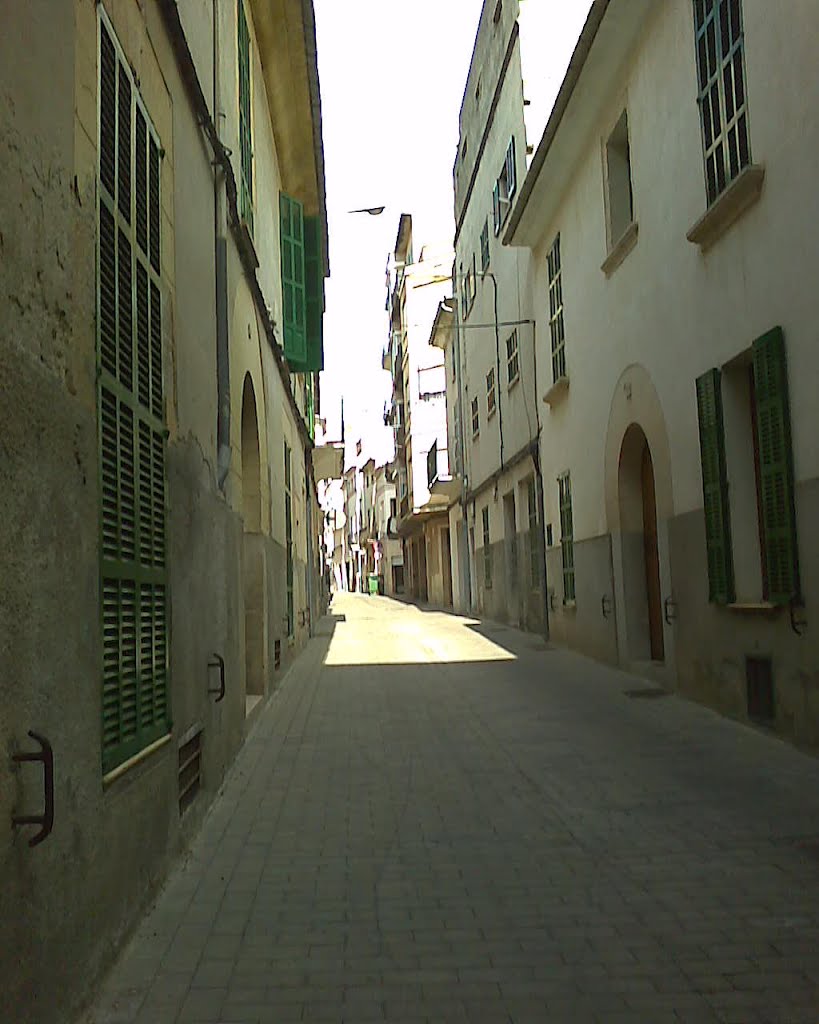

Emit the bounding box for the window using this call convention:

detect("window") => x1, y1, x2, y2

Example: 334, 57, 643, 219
486, 368, 496, 417
98, 13, 169, 774
693, 0, 750, 206
482, 506, 492, 589
280, 196, 323, 373
605, 110, 634, 247
527, 478, 541, 590
284, 443, 294, 636
492, 136, 517, 235
480, 219, 490, 272
558, 473, 575, 603
506, 329, 519, 386
237, 0, 253, 233
471, 396, 480, 437
462, 254, 477, 318
547, 235, 565, 383
696, 327, 800, 605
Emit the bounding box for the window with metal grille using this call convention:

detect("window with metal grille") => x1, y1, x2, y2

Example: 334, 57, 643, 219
480, 219, 490, 272
284, 443, 294, 637
486, 368, 496, 417
471, 396, 479, 437
506, 329, 519, 385
693, 0, 751, 206
547, 235, 565, 383
527, 478, 540, 590
237, 0, 254, 233
558, 472, 575, 603
98, 12, 169, 775
482, 506, 492, 589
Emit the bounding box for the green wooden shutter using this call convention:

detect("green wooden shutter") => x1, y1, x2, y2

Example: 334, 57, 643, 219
98, 15, 170, 774
280, 192, 307, 366
303, 215, 324, 373
752, 327, 799, 604
696, 368, 735, 604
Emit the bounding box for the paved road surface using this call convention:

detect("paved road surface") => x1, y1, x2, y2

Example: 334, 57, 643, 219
85, 593, 819, 1023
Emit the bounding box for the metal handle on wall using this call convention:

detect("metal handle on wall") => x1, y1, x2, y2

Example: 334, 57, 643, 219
11, 731, 54, 848
208, 653, 226, 703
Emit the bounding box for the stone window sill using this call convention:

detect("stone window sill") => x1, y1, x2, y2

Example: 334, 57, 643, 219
601, 221, 639, 276
687, 164, 765, 252
543, 375, 569, 407
727, 601, 780, 614
488, 407, 497, 421
507, 374, 520, 392
103, 733, 172, 789
563, 600, 577, 612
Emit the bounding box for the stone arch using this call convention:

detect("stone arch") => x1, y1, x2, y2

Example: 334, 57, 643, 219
239, 372, 266, 709
604, 365, 674, 670
241, 373, 261, 532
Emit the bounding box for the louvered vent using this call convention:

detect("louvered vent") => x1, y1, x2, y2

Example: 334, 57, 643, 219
178, 729, 202, 816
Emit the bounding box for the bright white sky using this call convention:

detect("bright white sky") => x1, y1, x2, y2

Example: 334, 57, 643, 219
314, 1, 592, 465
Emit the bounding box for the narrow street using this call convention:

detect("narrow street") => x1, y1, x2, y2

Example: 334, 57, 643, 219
86, 594, 819, 1024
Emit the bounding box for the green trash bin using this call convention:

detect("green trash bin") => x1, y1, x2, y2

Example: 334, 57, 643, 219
368, 572, 379, 596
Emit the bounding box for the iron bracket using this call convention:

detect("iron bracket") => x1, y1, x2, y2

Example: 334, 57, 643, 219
207, 653, 226, 703
11, 731, 54, 848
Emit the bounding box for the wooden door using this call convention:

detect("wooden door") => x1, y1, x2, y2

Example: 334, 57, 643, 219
641, 442, 665, 661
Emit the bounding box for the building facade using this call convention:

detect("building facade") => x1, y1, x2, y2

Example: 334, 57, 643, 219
506, 0, 819, 743
447, 0, 578, 632
384, 216, 454, 606
0, 1, 328, 1019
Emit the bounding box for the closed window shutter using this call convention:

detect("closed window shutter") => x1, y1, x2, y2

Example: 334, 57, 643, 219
98, 15, 170, 774
752, 327, 799, 604
696, 368, 735, 604
280, 193, 307, 366
303, 215, 324, 373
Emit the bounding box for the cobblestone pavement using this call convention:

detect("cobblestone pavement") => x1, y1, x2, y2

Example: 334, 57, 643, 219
85, 593, 819, 1023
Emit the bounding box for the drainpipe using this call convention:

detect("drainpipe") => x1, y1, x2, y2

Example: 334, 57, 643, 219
213, 0, 231, 490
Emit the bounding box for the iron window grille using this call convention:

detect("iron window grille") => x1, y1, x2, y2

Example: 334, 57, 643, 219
547, 234, 565, 383
506, 329, 519, 385
482, 506, 492, 589
693, 0, 751, 206
486, 368, 496, 417
558, 472, 575, 603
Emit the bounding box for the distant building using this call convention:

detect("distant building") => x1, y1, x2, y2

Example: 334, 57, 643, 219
384, 216, 454, 606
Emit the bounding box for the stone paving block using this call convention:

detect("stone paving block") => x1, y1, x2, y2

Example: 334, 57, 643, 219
83, 598, 819, 1024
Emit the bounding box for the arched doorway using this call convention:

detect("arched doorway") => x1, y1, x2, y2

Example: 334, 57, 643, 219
618, 424, 664, 662
241, 374, 265, 712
